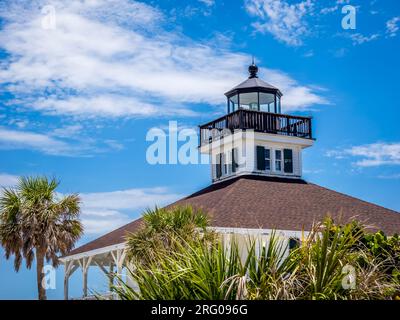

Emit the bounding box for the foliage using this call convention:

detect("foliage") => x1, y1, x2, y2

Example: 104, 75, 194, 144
114, 207, 400, 300
126, 206, 210, 266
0, 176, 83, 300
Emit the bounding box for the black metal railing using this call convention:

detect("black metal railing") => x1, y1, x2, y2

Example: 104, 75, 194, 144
199, 109, 313, 146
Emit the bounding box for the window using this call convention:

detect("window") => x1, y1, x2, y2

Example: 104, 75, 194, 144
276, 96, 281, 114
264, 148, 271, 171
215, 153, 222, 178
228, 95, 239, 113
259, 92, 276, 113
275, 150, 282, 171
222, 153, 228, 175
231, 148, 238, 172
256, 146, 266, 170
283, 149, 293, 173
239, 92, 259, 110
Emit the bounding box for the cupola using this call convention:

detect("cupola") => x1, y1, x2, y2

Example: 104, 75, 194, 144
224, 61, 282, 114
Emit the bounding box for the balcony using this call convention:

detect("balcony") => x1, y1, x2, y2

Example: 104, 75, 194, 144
199, 109, 313, 146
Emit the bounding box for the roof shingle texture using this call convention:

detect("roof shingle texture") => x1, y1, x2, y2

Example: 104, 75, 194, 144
67, 175, 400, 256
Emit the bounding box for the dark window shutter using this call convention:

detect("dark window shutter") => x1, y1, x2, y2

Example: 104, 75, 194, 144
232, 148, 237, 172
256, 146, 265, 170
284, 149, 293, 173
216, 153, 222, 178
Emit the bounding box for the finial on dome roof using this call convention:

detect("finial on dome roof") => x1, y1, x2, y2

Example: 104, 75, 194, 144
248, 56, 258, 78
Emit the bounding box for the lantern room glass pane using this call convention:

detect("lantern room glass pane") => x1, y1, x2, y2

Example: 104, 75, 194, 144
239, 92, 259, 110
229, 94, 239, 112
259, 92, 276, 113
276, 96, 281, 114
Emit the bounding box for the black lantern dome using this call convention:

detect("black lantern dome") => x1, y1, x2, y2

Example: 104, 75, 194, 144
225, 62, 282, 114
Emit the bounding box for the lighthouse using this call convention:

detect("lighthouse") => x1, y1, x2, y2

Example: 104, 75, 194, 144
199, 62, 313, 182
61, 62, 400, 300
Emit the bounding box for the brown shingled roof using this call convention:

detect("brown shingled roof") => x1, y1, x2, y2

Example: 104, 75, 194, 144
66, 175, 400, 256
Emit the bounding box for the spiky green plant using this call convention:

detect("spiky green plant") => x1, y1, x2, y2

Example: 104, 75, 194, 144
295, 217, 365, 299
0, 176, 83, 300
116, 230, 297, 300
114, 208, 399, 301
115, 234, 241, 300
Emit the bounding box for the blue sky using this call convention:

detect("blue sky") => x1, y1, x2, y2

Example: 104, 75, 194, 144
0, 0, 400, 299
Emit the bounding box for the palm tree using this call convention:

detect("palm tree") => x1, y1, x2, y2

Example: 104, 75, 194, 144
126, 206, 209, 265
0, 176, 83, 300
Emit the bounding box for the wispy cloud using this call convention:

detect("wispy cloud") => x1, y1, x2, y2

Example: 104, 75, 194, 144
378, 173, 400, 180
333, 48, 348, 58
303, 50, 314, 58
386, 16, 400, 37
320, 0, 350, 15
32, 95, 199, 118
326, 143, 400, 167
79, 187, 183, 234
263, 68, 328, 110
0, 0, 328, 119
347, 33, 380, 45
0, 126, 123, 156
0, 173, 19, 188
198, 0, 215, 6
0, 126, 74, 156
245, 0, 314, 46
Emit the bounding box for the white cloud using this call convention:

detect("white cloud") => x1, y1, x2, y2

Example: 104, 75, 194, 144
8, 118, 29, 129
378, 173, 400, 180
0, 173, 19, 188
0, 0, 327, 115
51, 124, 83, 139
348, 33, 380, 45
32, 95, 199, 118
0, 126, 122, 156
260, 68, 328, 110
79, 187, 183, 234
320, 5, 338, 15
303, 50, 314, 58
326, 143, 400, 167
245, 0, 314, 46
386, 16, 400, 37
333, 48, 347, 58
0, 126, 74, 155
198, 0, 215, 6
320, 0, 350, 14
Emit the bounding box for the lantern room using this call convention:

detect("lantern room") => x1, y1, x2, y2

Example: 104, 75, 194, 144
224, 62, 282, 114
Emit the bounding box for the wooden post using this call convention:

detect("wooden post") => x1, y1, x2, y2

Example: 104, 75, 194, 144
82, 263, 88, 298
117, 250, 122, 276
110, 249, 127, 300
109, 263, 114, 292
79, 257, 92, 298
64, 261, 70, 300
64, 261, 78, 300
